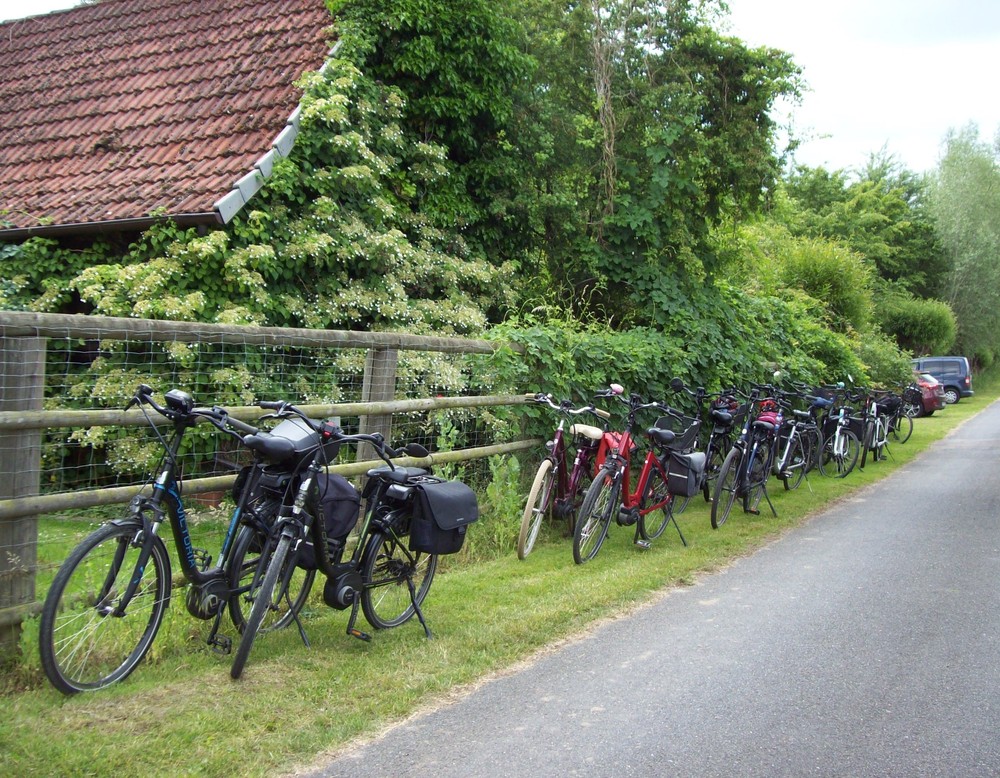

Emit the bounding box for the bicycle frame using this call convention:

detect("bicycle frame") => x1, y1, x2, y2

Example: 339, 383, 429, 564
118, 400, 262, 633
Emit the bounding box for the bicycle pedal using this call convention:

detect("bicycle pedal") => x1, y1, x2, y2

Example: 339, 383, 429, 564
348, 627, 372, 642
208, 634, 232, 655
634, 539, 651, 550
747, 508, 760, 516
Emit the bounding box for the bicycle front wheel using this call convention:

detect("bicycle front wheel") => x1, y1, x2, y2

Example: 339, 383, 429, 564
573, 465, 618, 564
227, 525, 315, 634
39, 521, 170, 694
891, 413, 913, 444
711, 447, 741, 529
518, 458, 555, 559
361, 532, 438, 629
231, 533, 293, 679
744, 439, 772, 514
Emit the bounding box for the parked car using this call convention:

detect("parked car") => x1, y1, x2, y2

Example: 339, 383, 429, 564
910, 356, 973, 404
904, 371, 946, 417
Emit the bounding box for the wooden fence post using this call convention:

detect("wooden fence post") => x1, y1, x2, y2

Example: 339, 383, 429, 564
0, 336, 45, 662
357, 347, 398, 462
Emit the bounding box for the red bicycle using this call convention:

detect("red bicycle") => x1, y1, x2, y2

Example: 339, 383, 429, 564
518, 393, 612, 559
572, 385, 700, 564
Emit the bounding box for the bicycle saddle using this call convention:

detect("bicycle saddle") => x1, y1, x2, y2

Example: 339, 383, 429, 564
243, 433, 296, 462
570, 423, 604, 441
646, 427, 676, 447
366, 466, 429, 484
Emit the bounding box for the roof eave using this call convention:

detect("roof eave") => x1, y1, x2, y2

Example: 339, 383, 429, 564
0, 212, 222, 243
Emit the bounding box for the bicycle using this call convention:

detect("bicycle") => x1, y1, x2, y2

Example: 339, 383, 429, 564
572, 386, 700, 564
884, 390, 913, 444
38, 384, 315, 694
230, 400, 476, 679
818, 389, 861, 478
669, 378, 744, 503
858, 389, 894, 470
711, 386, 781, 529
772, 388, 827, 491
518, 393, 612, 559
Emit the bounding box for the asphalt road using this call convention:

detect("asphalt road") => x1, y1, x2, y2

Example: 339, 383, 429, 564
299, 402, 1000, 777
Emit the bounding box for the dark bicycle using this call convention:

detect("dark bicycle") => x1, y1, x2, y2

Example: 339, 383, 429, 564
230, 401, 478, 679
38, 385, 314, 694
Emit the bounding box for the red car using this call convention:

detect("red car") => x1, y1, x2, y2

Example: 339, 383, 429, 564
905, 372, 945, 417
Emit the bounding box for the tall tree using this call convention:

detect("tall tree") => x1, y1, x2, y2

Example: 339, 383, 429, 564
929, 125, 1000, 361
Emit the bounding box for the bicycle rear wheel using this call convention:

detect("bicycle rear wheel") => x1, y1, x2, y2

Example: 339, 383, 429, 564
39, 521, 170, 694
227, 525, 315, 634
778, 435, 806, 491
573, 465, 618, 564
638, 467, 671, 541
891, 413, 913, 444
819, 430, 859, 477
518, 458, 555, 559
711, 447, 741, 529
361, 532, 438, 629
231, 533, 293, 679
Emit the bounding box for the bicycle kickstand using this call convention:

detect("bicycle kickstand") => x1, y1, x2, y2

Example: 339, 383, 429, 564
763, 485, 778, 517
671, 513, 688, 547
285, 588, 311, 648
406, 577, 434, 640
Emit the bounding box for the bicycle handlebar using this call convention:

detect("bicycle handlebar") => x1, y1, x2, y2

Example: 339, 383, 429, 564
524, 392, 612, 420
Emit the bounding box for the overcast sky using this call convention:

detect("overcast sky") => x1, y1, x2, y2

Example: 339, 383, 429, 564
725, 0, 1000, 173
3, 0, 999, 175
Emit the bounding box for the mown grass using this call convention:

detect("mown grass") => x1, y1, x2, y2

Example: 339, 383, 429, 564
2, 372, 998, 777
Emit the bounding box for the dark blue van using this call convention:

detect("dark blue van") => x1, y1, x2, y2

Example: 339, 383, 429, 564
910, 356, 973, 405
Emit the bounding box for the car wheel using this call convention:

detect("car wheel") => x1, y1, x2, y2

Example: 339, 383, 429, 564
942, 387, 960, 405
903, 400, 922, 418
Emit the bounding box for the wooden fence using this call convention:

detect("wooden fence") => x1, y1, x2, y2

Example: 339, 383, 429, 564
0, 311, 531, 661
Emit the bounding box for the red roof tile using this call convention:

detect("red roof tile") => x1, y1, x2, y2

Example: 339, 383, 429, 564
0, 0, 334, 238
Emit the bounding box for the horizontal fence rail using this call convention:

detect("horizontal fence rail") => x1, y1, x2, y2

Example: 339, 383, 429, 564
0, 311, 532, 659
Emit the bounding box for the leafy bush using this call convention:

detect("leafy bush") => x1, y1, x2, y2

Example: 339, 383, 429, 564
878, 294, 957, 356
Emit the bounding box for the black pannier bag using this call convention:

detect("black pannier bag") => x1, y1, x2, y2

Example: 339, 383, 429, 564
298, 473, 361, 570
665, 451, 706, 498
880, 395, 902, 415
409, 479, 479, 555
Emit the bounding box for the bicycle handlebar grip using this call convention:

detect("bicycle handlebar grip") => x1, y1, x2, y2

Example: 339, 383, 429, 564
227, 416, 259, 435
259, 400, 285, 411
594, 408, 612, 420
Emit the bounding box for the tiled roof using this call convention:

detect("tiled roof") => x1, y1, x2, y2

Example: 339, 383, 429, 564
0, 0, 334, 239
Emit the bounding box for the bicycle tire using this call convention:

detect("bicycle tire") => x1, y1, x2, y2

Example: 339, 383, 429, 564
518, 458, 555, 559
711, 447, 741, 529
779, 435, 806, 491
703, 435, 729, 502
227, 525, 315, 634
39, 521, 170, 694
819, 429, 860, 477
231, 533, 292, 679
360, 531, 438, 629
638, 466, 671, 540
573, 465, 618, 564
860, 420, 874, 469
744, 438, 771, 514
891, 413, 913, 444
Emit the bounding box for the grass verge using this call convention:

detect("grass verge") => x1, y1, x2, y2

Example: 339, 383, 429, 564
3, 373, 998, 777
